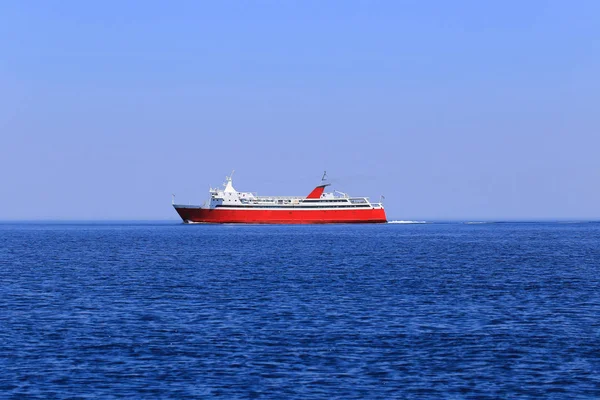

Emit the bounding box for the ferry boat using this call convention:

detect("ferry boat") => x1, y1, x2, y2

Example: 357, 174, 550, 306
172, 172, 387, 224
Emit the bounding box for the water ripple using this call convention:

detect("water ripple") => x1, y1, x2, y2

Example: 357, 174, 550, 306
1, 222, 600, 398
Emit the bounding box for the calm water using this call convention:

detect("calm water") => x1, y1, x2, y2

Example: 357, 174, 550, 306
1, 222, 600, 398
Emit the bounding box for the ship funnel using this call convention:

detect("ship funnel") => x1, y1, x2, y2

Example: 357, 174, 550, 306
306, 171, 331, 199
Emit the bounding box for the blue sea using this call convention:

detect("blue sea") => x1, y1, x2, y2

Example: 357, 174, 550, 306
1, 221, 600, 398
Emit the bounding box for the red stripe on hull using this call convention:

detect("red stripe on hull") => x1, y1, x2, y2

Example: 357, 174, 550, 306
174, 207, 387, 224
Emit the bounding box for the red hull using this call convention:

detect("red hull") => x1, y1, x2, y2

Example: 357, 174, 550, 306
174, 207, 387, 224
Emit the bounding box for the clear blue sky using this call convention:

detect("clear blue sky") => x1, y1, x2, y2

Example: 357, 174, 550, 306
1, 1, 599, 220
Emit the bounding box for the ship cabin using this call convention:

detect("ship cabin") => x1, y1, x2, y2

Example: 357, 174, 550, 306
205, 173, 383, 210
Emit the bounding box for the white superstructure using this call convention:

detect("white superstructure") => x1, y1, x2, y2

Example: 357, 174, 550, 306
203, 171, 383, 210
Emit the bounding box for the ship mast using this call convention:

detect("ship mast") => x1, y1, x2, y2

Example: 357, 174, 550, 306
224, 170, 236, 193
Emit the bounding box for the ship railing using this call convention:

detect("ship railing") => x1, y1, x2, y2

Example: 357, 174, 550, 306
252, 195, 369, 200
349, 197, 384, 208
349, 197, 369, 204
254, 195, 303, 200
244, 195, 379, 205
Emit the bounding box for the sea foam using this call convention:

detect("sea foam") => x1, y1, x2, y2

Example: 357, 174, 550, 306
388, 220, 427, 224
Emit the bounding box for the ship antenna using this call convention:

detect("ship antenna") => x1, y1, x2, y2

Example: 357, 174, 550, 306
321, 171, 327, 182
223, 170, 235, 188
172, 194, 175, 205
227, 169, 235, 181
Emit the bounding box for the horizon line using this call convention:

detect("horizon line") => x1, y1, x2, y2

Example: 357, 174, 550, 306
1, 218, 599, 224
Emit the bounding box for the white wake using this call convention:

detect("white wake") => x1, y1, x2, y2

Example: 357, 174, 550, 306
388, 220, 427, 224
